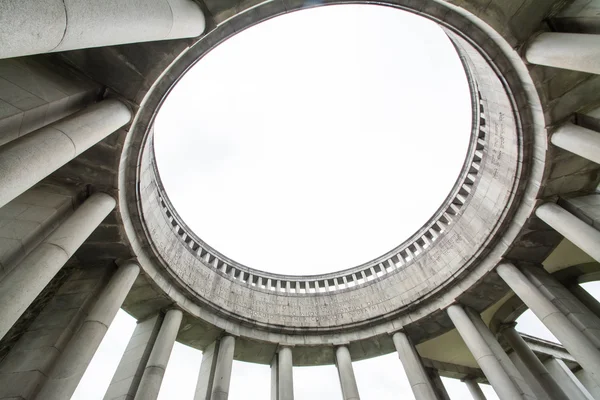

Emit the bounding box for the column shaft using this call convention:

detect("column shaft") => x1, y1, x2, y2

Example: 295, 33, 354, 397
501, 326, 569, 400
536, 203, 600, 263
392, 331, 438, 400
446, 305, 528, 400
525, 32, 600, 74
544, 358, 595, 400
336, 346, 360, 400
569, 282, 600, 320
134, 309, 183, 400
278, 347, 294, 400
35, 262, 140, 400
497, 262, 600, 385
464, 379, 487, 400
271, 355, 278, 400
0, 192, 115, 340
552, 122, 600, 164
211, 335, 235, 400
0, 0, 206, 59
425, 368, 451, 400
0, 99, 131, 209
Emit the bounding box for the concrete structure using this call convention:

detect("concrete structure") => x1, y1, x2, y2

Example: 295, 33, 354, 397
1, 0, 600, 399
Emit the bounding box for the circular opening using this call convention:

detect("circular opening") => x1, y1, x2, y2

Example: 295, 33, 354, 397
154, 4, 472, 275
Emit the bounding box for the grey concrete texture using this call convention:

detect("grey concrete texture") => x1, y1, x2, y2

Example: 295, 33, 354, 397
0, 0, 206, 59
392, 332, 439, 400
36, 262, 140, 400
335, 346, 360, 400
543, 357, 595, 400
0, 192, 116, 341
464, 379, 487, 400
277, 347, 294, 400
526, 32, 600, 75
0, 265, 110, 400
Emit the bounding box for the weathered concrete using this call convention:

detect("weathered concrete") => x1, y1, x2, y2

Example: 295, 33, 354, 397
501, 325, 569, 400
104, 314, 164, 400
497, 263, 600, 385
446, 305, 531, 400
134, 309, 182, 400
525, 33, 600, 74
194, 335, 236, 400
544, 357, 595, 400
35, 262, 140, 400
0, 0, 206, 59
464, 379, 487, 400
552, 122, 600, 165
278, 347, 294, 400
392, 331, 439, 400
0, 193, 115, 340
336, 346, 360, 400
424, 367, 451, 400
0, 99, 130, 209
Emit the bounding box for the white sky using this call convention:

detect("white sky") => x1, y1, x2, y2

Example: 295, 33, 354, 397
154, 4, 471, 274
71, 5, 591, 400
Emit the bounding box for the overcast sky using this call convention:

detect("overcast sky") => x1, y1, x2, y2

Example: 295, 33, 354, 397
72, 4, 595, 400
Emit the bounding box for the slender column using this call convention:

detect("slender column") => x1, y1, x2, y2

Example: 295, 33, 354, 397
501, 326, 569, 400
104, 314, 164, 400
497, 262, 600, 385
525, 33, 600, 74
464, 379, 487, 400
569, 282, 600, 320
392, 331, 438, 400
35, 262, 140, 400
0, 99, 131, 209
271, 354, 279, 400
424, 368, 451, 400
134, 309, 183, 400
0, 192, 115, 340
552, 122, 600, 164
446, 305, 528, 400
0, 0, 206, 59
536, 203, 600, 263
211, 335, 235, 400
278, 347, 294, 400
335, 346, 360, 400
544, 358, 595, 400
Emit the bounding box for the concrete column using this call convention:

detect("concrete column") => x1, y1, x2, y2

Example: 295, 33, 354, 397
464, 379, 487, 400
525, 33, 600, 74
335, 346, 360, 400
34, 262, 140, 399
271, 355, 278, 400
501, 326, 569, 400
535, 203, 600, 263
575, 368, 600, 399
569, 282, 600, 320
211, 335, 235, 400
446, 305, 529, 400
0, 0, 206, 59
278, 347, 294, 400
544, 358, 595, 400
134, 309, 183, 400
0, 99, 131, 209
392, 331, 438, 400
0, 192, 115, 340
552, 122, 600, 164
497, 262, 600, 385
104, 314, 164, 400
424, 368, 451, 400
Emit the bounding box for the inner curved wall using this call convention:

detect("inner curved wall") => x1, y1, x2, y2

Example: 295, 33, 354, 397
131, 2, 526, 334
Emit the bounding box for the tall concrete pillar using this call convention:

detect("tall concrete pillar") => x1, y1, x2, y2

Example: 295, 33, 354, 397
544, 358, 595, 400
535, 203, 600, 263
575, 368, 600, 399
446, 305, 531, 400
35, 262, 140, 400
525, 32, 600, 74
0, 0, 206, 59
104, 314, 164, 400
464, 379, 487, 400
424, 368, 451, 400
134, 309, 183, 400
0, 192, 115, 340
497, 262, 600, 385
392, 331, 439, 400
569, 282, 600, 320
0, 99, 131, 209
335, 346, 360, 400
278, 347, 294, 400
194, 335, 236, 400
271, 354, 278, 400
500, 325, 569, 400
551, 122, 600, 164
